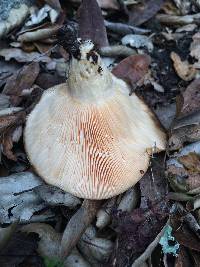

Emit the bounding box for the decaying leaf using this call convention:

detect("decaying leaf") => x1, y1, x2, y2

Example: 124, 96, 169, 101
78, 0, 109, 48
128, 0, 165, 26
170, 52, 196, 81
0, 48, 51, 63
180, 78, 200, 115
190, 32, 200, 64
110, 201, 169, 266
35, 184, 81, 208
179, 152, 200, 172
0, 172, 54, 223
121, 34, 153, 52
3, 62, 40, 100
112, 54, 151, 88
21, 223, 61, 257
0, 3, 29, 38
175, 246, 191, 267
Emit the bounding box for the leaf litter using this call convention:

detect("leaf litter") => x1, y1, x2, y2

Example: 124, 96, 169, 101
0, 0, 200, 266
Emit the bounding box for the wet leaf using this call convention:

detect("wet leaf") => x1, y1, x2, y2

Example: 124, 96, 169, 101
78, 0, 109, 48
128, 0, 165, 26
112, 54, 151, 88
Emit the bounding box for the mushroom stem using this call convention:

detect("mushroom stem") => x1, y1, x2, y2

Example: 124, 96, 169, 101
60, 199, 102, 258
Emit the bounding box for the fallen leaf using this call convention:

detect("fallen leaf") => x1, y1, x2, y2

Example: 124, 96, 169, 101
121, 34, 153, 52
3, 62, 40, 99
21, 223, 61, 257
179, 152, 200, 173
2, 128, 17, 161
0, 232, 39, 267
190, 32, 200, 64
0, 3, 29, 38
78, 0, 109, 48
175, 246, 192, 267
128, 0, 165, 26
112, 54, 151, 88
0, 48, 51, 63
0, 111, 25, 135
45, 0, 62, 11
111, 201, 169, 266
180, 78, 200, 116
170, 52, 196, 81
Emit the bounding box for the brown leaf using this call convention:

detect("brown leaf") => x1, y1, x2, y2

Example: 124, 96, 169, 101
179, 152, 200, 173
111, 201, 169, 266
170, 52, 196, 81
3, 62, 40, 105
180, 78, 200, 116
140, 155, 168, 208
112, 54, 151, 88
174, 225, 200, 252
175, 246, 192, 267
2, 128, 17, 161
128, 0, 164, 26
78, 0, 109, 48
0, 111, 25, 135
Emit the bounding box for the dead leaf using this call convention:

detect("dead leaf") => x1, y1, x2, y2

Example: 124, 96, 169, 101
3, 62, 40, 99
21, 223, 61, 257
175, 246, 192, 267
174, 225, 200, 252
180, 78, 200, 116
0, 48, 51, 63
0, 3, 29, 38
170, 52, 196, 81
112, 54, 151, 88
179, 152, 200, 173
128, 0, 165, 26
2, 128, 17, 161
18, 24, 59, 43
111, 201, 169, 266
78, 0, 109, 48
45, 0, 62, 11
0, 231, 39, 267
0, 111, 25, 135
190, 32, 200, 64
140, 155, 168, 208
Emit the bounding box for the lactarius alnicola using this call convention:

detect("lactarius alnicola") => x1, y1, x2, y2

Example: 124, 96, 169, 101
25, 40, 166, 200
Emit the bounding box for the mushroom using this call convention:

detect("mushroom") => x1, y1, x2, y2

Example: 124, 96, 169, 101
24, 40, 166, 200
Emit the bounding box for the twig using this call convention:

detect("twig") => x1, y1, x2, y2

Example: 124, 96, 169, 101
131, 221, 169, 267
156, 13, 200, 26
99, 45, 136, 57
104, 20, 150, 35
60, 199, 102, 258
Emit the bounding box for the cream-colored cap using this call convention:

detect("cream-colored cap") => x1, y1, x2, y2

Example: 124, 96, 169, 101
24, 41, 166, 199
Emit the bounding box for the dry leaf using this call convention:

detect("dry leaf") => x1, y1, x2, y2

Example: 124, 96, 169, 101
190, 32, 200, 64
179, 152, 200, 173
112, 54, 151, 88
0, 48, 51, 63
170, 51, 196, 81
0, 4, 29, 38
180, 78, 200, 116
78, 0, 109, 48
128, 0, 164, 26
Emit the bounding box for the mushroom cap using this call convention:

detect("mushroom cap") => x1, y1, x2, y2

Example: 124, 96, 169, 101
24, 79, 166, 199
24, 42, 166, 199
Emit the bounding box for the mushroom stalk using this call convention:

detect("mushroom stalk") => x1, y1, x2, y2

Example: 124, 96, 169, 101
60, 199, 102, 258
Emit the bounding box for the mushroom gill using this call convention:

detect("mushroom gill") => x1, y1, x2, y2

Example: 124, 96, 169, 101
24, 41, 166, 199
